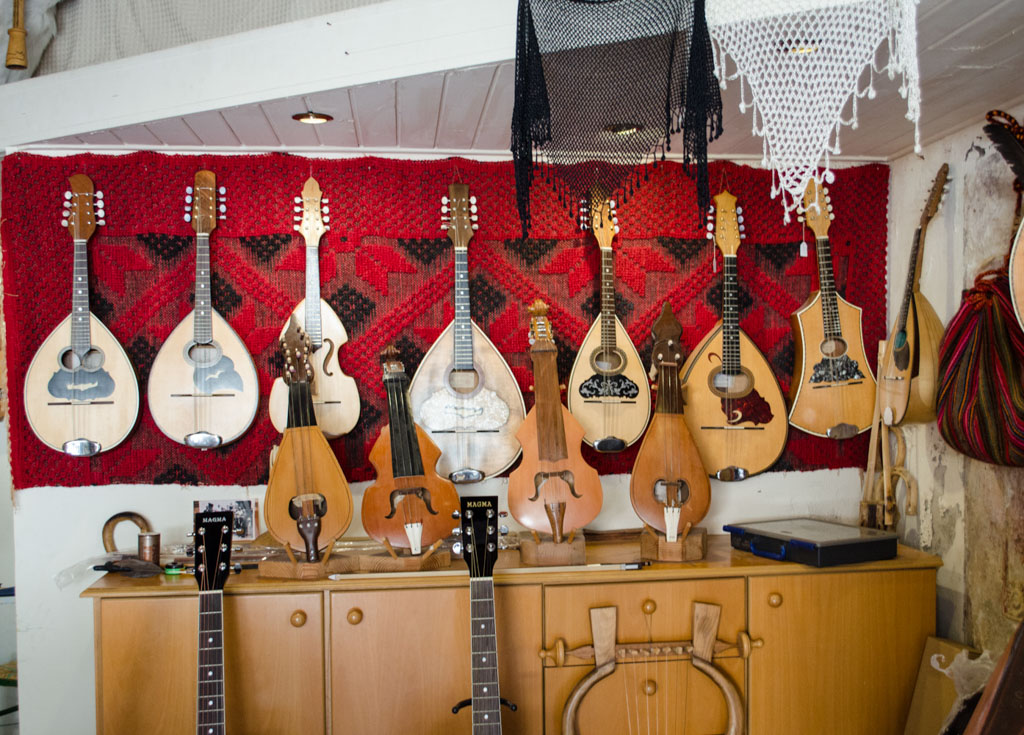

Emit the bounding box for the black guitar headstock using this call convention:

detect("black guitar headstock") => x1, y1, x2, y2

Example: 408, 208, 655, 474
460, 495, 499, 579
194, 511, 234, 592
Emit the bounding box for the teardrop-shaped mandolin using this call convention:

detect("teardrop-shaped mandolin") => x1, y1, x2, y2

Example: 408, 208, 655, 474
509, 301, 602, 542
263, 319, 353, 561
630, 303, 710, 540
362, 345, 460, 554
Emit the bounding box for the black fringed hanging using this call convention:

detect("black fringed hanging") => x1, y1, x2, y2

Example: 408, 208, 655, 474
512, 0, 723, 235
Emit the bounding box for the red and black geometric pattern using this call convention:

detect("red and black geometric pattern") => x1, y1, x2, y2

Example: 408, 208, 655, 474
0, 152, 888, 489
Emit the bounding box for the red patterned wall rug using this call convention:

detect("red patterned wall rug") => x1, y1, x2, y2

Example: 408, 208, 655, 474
0, 153, 888, 489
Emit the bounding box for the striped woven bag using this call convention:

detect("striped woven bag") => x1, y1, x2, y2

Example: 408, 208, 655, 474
936, 264, 1024, 465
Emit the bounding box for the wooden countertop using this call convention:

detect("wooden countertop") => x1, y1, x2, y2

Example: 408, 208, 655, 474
82, 533, 942, 599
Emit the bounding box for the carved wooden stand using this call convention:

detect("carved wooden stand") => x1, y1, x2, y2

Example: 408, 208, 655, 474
355, 538, 451, 573
258, 544, 356, 580
639, 524, 707, 562
519, 530, 586, 566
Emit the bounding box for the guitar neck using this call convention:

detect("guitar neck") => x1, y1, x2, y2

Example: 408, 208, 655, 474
721, 255, 741, 375
531, 349, 568, 462
70, 239, 92, 355
814, 237, 843, 340
197, 590, 226, 735
470, 577, 502, 734
599, 248, 617, 352
194, 234, 213, 344
386, 377, 426, 477
895, 228, 923, 333
304, 245, 323, 349
453, 248, 474, 370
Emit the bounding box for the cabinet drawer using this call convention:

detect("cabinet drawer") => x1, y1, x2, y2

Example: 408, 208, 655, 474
544, 578, 746, 661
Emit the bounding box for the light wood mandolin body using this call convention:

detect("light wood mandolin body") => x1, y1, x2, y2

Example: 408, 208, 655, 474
147, 309, 259, 447
24, 313, 139, 453
878, 291, 944, 426
508, 405, 603, 536
362, 424, 460, 550
268, 299, 360, 438
567, 316, 651, 449
408, 320, 526, 480
789, 292, 877, 438
264, 425, 353, 552
680, 322, 788, 478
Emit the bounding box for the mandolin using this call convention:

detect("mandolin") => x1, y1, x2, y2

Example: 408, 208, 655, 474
148, 170, 259, 449
630, 303, 710, 540
680, 190, 788, 479
268, 177, 360, 438
567, 196, 651, 452
23, 174, 140, 456
877, 164, 949, 426
408, 184, 526, 482
788, 178, 877, 439
363, 345, 460, 554
194, 509, 233, 735
508, 301, 602, 542
264, 319, 353, 561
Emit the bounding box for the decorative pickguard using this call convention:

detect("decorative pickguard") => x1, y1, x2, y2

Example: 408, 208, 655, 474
578, 373, 639, 399
420, 386, 510, 432
193, 354, 244, 392
809, 354, 865, 384
719, 388, 774, 425
47, 367, 115, 400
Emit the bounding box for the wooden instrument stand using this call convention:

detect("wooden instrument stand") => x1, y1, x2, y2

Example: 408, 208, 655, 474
258, 543, 356, 580
639, 524, 708, 562
355, 538, 451, 573
519, 530, 586, 566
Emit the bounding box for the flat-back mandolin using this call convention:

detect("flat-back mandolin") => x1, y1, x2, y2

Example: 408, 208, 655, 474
509, 301, 602, 542
147, 170, 259, 449
363, 345, 460, 554
877, 164, 949, 426
23, 174, 140, 456
264, 319, 353, 561
788, 178, 877, 438
680, 190, 788, 479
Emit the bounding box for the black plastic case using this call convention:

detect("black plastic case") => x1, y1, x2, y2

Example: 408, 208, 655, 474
722, 518, 898, 567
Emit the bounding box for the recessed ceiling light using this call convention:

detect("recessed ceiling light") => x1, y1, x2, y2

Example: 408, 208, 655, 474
603, 123, 643, 136
292, 111, 333, 125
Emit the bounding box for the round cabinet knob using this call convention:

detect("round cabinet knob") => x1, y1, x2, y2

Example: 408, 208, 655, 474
643, 680, 657, 696
290, 610, 307, 628
767, 593, 783, 608
641, 599, 657, 615
347, 608, 363, 625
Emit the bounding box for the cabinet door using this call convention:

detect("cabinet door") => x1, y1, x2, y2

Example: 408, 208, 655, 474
748, 569, 936, 735
331, 584, 542, 735
224, 592, 325, 735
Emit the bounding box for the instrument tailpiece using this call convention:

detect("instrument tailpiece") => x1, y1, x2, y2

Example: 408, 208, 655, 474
450, 468, 484, 484
715, 467, 748, 482
185, 431, 222, 449
593, 436, 626, 453
62, 438, 101, 457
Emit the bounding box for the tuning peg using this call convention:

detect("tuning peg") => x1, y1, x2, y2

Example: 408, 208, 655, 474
219, 204, 227, 213
184, 205, 192, 212
218, 215, 226, 220
97, 219, 106, 226
185, 194, 194, 204
472, 224, 479, 230
441, 205, 449, 214
735, 206, 742, 215
63, 190, 72, 199
828, 214, 835, 220
62, 209, 70, 218
294, 206, 302, 213
705, 232, 713, 240
60, 219, 68, 227
613, 225, 620, 233
451, 510, 461, 519
323, 215, 330, 223
186, 186, 193, 195
740, 234, 746, 239
470, 214, 478, 221
609, 199, 617, 208
293, 224, 300, 231
294, 196, 302, 204
452, 526, 461, 536
612, 216, 619, 225
441, 196, 449, 205
737, 215, 744, 224
96, 209, 105, 219
95, 191, 104, 200
499, 525, 509, 535
452, 541, 463, 556
322, 206, 329, 214
470, 204, 478, 214
218, 186, 226, 195
441, 224, 449, 230
739, 224, 745, 231
321, 197, 329, 204
797, 215, 805, 223
708, 204, 715, 213
184, 214, 192, 223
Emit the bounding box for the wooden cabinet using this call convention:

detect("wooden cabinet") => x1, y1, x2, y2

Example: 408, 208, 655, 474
86, 536, 939, 734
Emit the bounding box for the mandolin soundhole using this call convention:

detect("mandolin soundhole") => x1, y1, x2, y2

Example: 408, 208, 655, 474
708, 367, 753, 399
186, 341, 222, 367
819, 337, 848, 359
591, 347, 625, 375
60, 346, 105, 371
447, 367, 480, 395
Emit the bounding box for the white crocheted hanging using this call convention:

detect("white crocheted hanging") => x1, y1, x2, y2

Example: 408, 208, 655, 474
707, 0, 921, 219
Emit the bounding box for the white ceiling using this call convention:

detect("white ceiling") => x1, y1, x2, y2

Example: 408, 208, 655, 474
2, 0, 1022, 160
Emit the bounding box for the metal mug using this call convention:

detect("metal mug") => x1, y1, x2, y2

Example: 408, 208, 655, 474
138, 532, 161, 565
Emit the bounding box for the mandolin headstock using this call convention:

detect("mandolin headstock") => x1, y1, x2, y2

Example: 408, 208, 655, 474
380, 344, 408, 383
528, 300, 557, 355
799, 178, 834, 239
63, 174, 104, 242
708, 190, 745, 257
650, 302, 684, 371
185, 170, 226, 235
441, 183, 478, 250
281, 317, 315, 386
921, 163, 950, 227
294, 177, 329, 247
580, 194, 619, 252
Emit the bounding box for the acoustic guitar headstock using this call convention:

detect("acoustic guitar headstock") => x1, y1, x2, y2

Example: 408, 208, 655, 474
380, 344, 408, 383
921, 163, 951, 227
194, 510, 234, 592
708, 189, 745, 257
185, 170, 226, 235
62, 174, 104, 241
294, 177, 329, 247
281, 317, 314, 386
799, 178, 834, 239
528, 300, 556, 355
580, 195, 619, 252
441, 183, 478, 251
459, 495, 500, 579
650, 302, 684, 370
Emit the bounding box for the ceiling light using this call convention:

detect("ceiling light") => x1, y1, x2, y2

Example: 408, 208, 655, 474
603, 123, 643, 136
292, 111, 333, 125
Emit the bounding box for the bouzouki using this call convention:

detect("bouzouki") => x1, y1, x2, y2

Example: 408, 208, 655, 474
567, 197, 651, 452
194, 509, 234, 735
877, 164, 949, 426
264, 319, 353, 562
409, 184, 526, 482
788, 179, 877, 438
363, 345, 460, 554
630, 303, 710, 541
451, 495, 517, 732
268, 177, 360, 438
508, 301, 602, 542
148, 170, 259, 449
23, 174, 140, 456
681, 190, 788, 479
